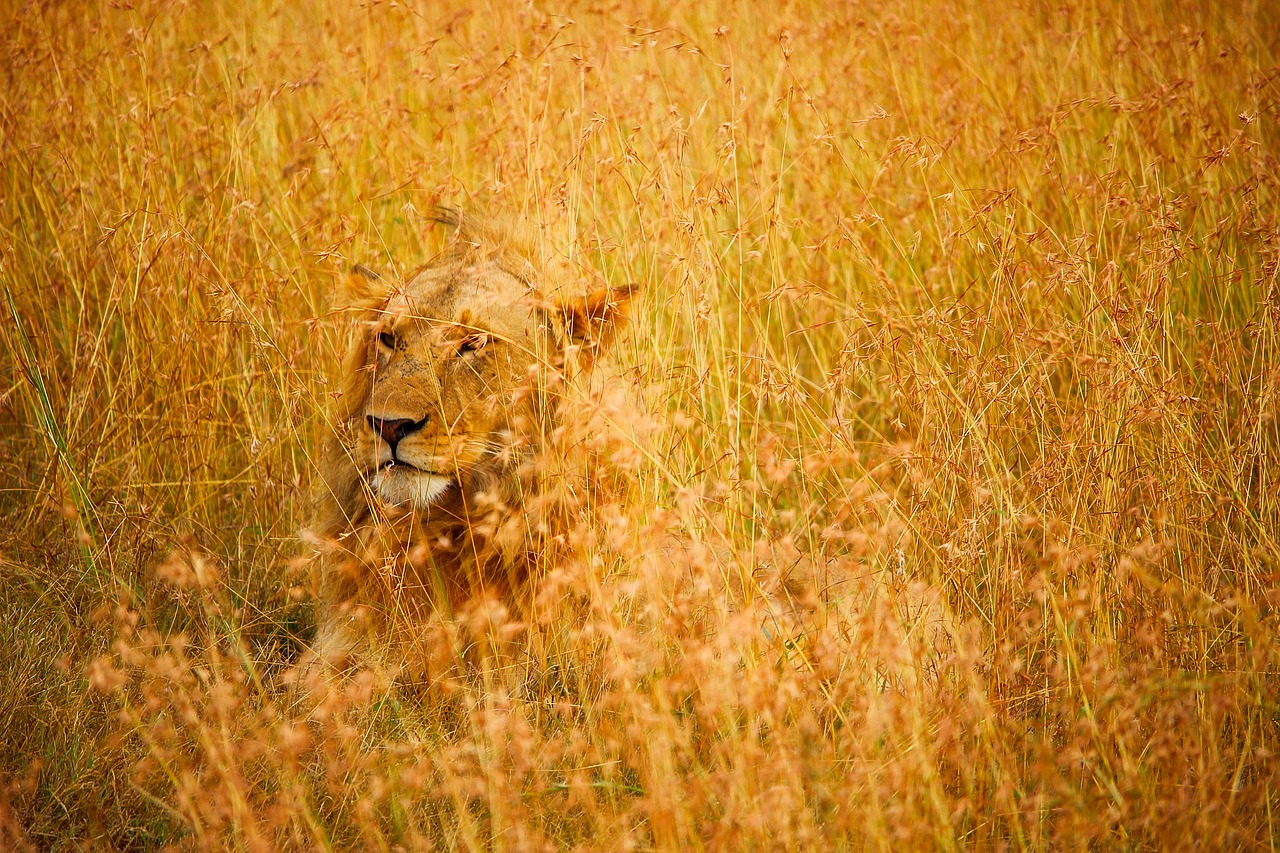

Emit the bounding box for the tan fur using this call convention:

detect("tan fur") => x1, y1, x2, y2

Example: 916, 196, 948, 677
308, 208, 636, 675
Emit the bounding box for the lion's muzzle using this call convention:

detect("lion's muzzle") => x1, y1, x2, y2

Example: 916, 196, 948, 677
367, 414, 428, 458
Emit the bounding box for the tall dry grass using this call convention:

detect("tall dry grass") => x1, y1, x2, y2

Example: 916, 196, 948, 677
2, 0, 1278, 849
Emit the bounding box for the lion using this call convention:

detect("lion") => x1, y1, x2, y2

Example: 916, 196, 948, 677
306, 208, 638, 677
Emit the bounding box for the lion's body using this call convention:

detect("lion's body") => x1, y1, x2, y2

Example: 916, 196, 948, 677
308, 210, 635, 674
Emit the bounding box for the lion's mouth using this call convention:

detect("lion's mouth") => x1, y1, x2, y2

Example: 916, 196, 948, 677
378, 458, 444, 476
370, 461, 454, 507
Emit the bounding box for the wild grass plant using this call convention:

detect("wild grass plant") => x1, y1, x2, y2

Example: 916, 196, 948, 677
1, 0, 1278, 848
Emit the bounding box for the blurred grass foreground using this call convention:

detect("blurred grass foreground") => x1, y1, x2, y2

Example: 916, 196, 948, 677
2, 0, 1279, 849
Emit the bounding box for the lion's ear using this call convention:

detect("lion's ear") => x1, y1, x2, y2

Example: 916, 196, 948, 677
555, 283, 638, 356
339, 264, 391, 311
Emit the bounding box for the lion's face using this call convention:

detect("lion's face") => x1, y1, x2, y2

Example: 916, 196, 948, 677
355, 258, 547, 509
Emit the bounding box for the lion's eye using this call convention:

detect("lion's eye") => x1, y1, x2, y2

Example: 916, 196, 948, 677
458, 333, 487, 356
378, 331, 397, 350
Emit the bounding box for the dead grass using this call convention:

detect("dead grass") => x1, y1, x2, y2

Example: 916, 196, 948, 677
2, 0, 1278, 849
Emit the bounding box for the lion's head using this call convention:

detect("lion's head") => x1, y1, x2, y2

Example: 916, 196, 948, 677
324, 209, 635, 521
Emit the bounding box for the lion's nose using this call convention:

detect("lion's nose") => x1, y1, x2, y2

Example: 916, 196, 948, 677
367, 415, 426, 450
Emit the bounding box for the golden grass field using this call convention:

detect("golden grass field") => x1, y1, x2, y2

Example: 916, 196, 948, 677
2, 0, 1279, 848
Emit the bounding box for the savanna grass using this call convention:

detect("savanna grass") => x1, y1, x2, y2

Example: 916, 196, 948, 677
1, 0, 1278, 849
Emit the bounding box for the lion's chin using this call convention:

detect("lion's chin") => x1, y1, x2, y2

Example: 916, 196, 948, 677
370, 467, 453, 508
